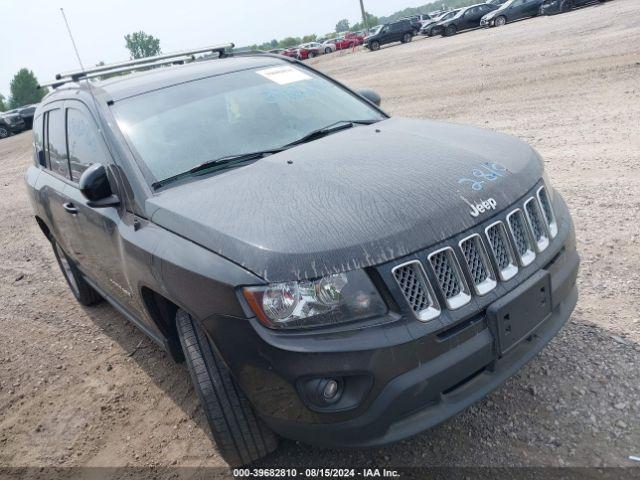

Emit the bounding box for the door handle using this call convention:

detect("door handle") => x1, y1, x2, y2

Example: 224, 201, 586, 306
63, 202, 78, 214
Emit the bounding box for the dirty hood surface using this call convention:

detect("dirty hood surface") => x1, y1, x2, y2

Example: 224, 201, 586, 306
146, 117, 542, 282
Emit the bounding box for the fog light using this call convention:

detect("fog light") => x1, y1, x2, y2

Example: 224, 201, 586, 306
301, 377, 343, 407
323, 379, 339, 400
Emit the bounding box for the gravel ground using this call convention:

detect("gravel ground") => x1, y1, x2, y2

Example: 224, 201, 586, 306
0, 0, 639, 475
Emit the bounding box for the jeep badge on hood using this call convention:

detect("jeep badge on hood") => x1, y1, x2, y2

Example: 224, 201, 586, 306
462, 196, 498, 217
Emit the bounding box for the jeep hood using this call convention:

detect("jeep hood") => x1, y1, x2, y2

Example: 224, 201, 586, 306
146, 117, 542, 282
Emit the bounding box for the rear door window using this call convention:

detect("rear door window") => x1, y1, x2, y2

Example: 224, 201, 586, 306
45, 109, 70, 178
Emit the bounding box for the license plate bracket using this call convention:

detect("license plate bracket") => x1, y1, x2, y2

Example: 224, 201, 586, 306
487, 271, 552, 356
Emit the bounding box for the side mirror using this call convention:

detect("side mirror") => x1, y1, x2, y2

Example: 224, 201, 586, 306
359, 89, 382, 107
79, 163, 120, 208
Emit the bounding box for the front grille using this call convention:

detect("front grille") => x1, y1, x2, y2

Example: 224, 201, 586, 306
537, 187, 557, 238
392, 261, 439, 321
507, 209, 535, 266
460, 237, 487, 285
524, 198, 549, 252
485, 221, 518, 281
459, 234, 496, 295
387, 183, 559, 322
428, 248, 470, 309
430, 250, 461, 297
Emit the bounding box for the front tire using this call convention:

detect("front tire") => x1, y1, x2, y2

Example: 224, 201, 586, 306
369, 40, 380, 51
0, 125, 10, 139
495, 16, 507, 27
176, 310, 278, 466
402, 33, 413, 43
444, 24, 457, 37
52, 240, 102, 306
562, 0, 575, 12
324, 47, 332, 54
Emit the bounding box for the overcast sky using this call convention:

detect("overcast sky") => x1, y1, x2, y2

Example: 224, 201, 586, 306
1, 0, 428, 98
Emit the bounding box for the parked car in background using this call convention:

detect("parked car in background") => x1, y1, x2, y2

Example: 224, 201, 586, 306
0, 113, 26, 138
299, 42, 330, 56
325, 36, 361, 51
9, 104, 38, 129
280, 48, 297, 58
439, 3, 499, 36
540, 0, 605, 14
407, 13, 434, 31
481, 0, 543, 27
344, 32, 365, 46
402, 16, 424, 35
320, 40, 337, 53
415, 13, 433, 23
421, 9, 461, 36
365, 19, 414, 51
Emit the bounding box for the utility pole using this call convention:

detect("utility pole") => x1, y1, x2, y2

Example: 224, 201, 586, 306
359, 0, 368, 30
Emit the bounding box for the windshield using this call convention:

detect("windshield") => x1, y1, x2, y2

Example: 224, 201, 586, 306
112, 64, 384, 183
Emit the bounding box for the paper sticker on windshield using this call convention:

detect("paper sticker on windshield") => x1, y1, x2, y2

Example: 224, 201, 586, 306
256, 66, 312, 85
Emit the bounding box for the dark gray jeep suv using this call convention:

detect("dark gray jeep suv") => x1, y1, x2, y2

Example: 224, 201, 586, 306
27, 46, 579, 466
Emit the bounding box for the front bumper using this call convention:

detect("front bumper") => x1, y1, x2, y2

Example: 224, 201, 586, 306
265, 259, 578, 446
481, 18, 495, 27
203, 190, 579, 447
8, 119, 25, 133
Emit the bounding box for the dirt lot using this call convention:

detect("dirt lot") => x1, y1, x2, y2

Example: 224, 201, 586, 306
1, 0, 639, 475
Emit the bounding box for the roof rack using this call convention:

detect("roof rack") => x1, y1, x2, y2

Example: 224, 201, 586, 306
39, 42, 234, 89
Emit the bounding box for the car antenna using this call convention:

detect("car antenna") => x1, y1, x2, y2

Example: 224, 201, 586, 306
60, 8, 87, 77
59, 7, 139, 229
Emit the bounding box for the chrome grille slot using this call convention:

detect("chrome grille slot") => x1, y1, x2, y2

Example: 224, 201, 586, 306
459, 234, 496, 296
537, 186, 557, 238
392, 261, 440, 321
524, 197, 549, 252
507, 209, 536, 266
428, 248, 471, 310
485, 221, 518, 281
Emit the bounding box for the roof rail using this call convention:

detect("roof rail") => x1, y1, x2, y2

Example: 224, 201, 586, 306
38, 55, 195, 89
55, 42, 235, 81
39, 42, 235, 90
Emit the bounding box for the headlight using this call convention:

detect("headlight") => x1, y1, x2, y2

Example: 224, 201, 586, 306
243, 270, 387, 330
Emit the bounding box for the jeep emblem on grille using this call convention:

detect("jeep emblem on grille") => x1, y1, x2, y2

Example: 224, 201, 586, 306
462, 197, 498, 218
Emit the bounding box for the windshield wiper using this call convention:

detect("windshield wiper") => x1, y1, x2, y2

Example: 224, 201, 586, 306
152, 148, 286, 189
284, 119, 379, 148
151, 120, 379, 189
